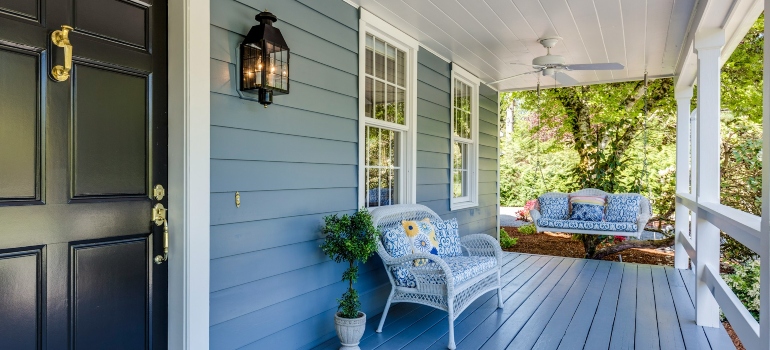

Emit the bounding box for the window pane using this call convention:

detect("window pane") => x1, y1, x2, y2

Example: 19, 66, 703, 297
453, 170, 463, 198
375, 80, 385, 121
366, 35, 374, 76
397, 50, 405, 87
367, 126, 379, 166
386, 84, 395, 123
365, 126, 401, 207
375, 38, 385, 80
396, 88, 405, 125
365, 77, 373, 118
386, 45, 396, 83
453, 142, 463, 169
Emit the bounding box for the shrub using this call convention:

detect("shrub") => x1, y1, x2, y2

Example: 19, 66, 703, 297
320, 209, 380, 319
722, 259, 760, 321
518, 224, 536, 235
500, 228, 518, 249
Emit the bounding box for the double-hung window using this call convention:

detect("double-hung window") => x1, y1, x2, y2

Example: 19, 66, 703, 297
359, 9, 418, 208
451, 64, 480, 210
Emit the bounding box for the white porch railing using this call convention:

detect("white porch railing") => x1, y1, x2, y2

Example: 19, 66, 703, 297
672, 16, 770, 350
675, 194, 762, 348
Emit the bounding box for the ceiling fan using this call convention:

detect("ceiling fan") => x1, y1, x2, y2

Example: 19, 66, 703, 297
490, 37, 624, 86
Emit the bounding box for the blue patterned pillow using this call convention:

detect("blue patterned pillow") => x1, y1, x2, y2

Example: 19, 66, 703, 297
569, 203, 604, 222
381, 227, 410, 258
605, 195, 641, 223
433, 218, 463, 257
538, 196, 569, 220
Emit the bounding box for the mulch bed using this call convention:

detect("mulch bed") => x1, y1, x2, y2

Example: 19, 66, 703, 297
501, 226, 674, 265
501, 226, 743, 349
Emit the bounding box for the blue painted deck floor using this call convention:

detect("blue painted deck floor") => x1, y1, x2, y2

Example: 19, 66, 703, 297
313, 252, 734, 350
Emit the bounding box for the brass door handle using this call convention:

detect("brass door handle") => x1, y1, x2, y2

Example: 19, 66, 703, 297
51, 25, 73, 82
152, 203, 169, 264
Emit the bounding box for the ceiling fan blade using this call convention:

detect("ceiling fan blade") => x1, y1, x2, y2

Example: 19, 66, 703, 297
489, 70, 539, 85
553, 71, 579, 86
565, 62, 625, 70
510, 62, 545, 68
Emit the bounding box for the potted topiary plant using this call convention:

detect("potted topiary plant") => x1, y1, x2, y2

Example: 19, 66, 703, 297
320, 209, 380, 350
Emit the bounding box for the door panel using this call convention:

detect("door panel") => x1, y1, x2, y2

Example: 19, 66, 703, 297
73, 0, 148, 49
72, 63, 148, 199
0, 0, 167, 347
0, 0, 40, 22
0, 248, 42, 350
73, 238, 148, 349
0, 46, 42, 202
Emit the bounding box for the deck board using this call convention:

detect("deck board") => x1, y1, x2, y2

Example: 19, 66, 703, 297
651, 266, 686, 350
311, 253, 733, 350
635, 265, 660, 350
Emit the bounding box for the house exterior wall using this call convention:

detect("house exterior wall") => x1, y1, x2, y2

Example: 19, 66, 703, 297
208, 1, 499, 348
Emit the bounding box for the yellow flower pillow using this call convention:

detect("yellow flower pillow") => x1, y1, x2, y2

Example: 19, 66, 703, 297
402, 218, 440, 266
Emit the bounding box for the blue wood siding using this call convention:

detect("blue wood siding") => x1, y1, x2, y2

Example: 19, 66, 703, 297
209, 1, 499, 348
416, 48, 499, 238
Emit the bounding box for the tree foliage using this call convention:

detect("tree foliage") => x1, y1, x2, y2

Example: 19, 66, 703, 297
500, 14, 764, 261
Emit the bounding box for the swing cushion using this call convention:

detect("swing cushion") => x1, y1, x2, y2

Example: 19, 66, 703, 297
538, 196, 570, 220
605, 195, 641, 223
569, 203, 605, 222
537, 218, 638, 233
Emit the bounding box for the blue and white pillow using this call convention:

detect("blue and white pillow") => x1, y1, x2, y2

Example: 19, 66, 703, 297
605, 195, 641, 223
569, 203, 604, 222
538, 196, 570, 220
381, 227, 410, 258
434, 218, 463, 257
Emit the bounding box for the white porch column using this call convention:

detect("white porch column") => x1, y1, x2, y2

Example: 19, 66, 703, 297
760, 3, 770, 347
689, 109, 697, 259
674, 87, 693, 269
693, 29, 724, 328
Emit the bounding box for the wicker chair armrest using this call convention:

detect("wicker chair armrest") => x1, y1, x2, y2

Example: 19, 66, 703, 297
530, 209, 542, 222
460, 234, 503, 266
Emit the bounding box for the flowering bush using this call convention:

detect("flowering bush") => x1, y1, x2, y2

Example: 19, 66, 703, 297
613, 236, 626, 243
722, 259, 760, 321
515, 199, 539, 222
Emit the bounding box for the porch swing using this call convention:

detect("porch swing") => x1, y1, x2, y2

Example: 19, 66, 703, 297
528, 74, 653, 238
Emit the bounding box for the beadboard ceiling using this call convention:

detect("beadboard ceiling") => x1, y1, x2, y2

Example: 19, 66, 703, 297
347, 0, 698, 91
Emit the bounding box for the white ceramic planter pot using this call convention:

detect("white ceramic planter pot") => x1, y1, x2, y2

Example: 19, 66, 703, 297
334, 312, 366, 350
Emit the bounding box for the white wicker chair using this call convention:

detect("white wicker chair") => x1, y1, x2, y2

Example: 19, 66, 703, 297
530, 188, 652, 238
370, 204, 504, 350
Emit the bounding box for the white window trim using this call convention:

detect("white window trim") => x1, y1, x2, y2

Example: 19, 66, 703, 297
450, 63, 480, 211
358, 8, 419, 208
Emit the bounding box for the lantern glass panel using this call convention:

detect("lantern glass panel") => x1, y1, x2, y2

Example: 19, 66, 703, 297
241, 43, 263, 91
265, 41, 289, 93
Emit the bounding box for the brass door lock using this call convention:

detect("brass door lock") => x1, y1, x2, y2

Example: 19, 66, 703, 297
152, 203, 169, 264
152, 184, 169, 265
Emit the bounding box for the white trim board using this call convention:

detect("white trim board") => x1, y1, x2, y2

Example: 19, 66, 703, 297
167, 0, 210, 348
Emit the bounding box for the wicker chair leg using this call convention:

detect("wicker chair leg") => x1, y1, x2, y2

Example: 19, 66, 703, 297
497, 271, 504, 308
376, 287, 396, 333
447, 301, 456, 349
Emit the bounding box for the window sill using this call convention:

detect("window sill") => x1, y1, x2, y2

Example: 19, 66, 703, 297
451, 200, 478, 211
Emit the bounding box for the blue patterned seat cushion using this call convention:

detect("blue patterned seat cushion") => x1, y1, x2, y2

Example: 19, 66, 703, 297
389, 256, 497, 288
605, 195, 641, 223
569, 203, 604, 222
537, 218, 637, 232
538, 196, 569, 220
433, 218, 463, 257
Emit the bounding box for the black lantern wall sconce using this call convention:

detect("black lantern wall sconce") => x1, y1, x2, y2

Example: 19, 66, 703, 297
239, 11, 289, 107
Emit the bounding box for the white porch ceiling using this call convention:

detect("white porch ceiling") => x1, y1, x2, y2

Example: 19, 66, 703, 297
348, 0, 698, 91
